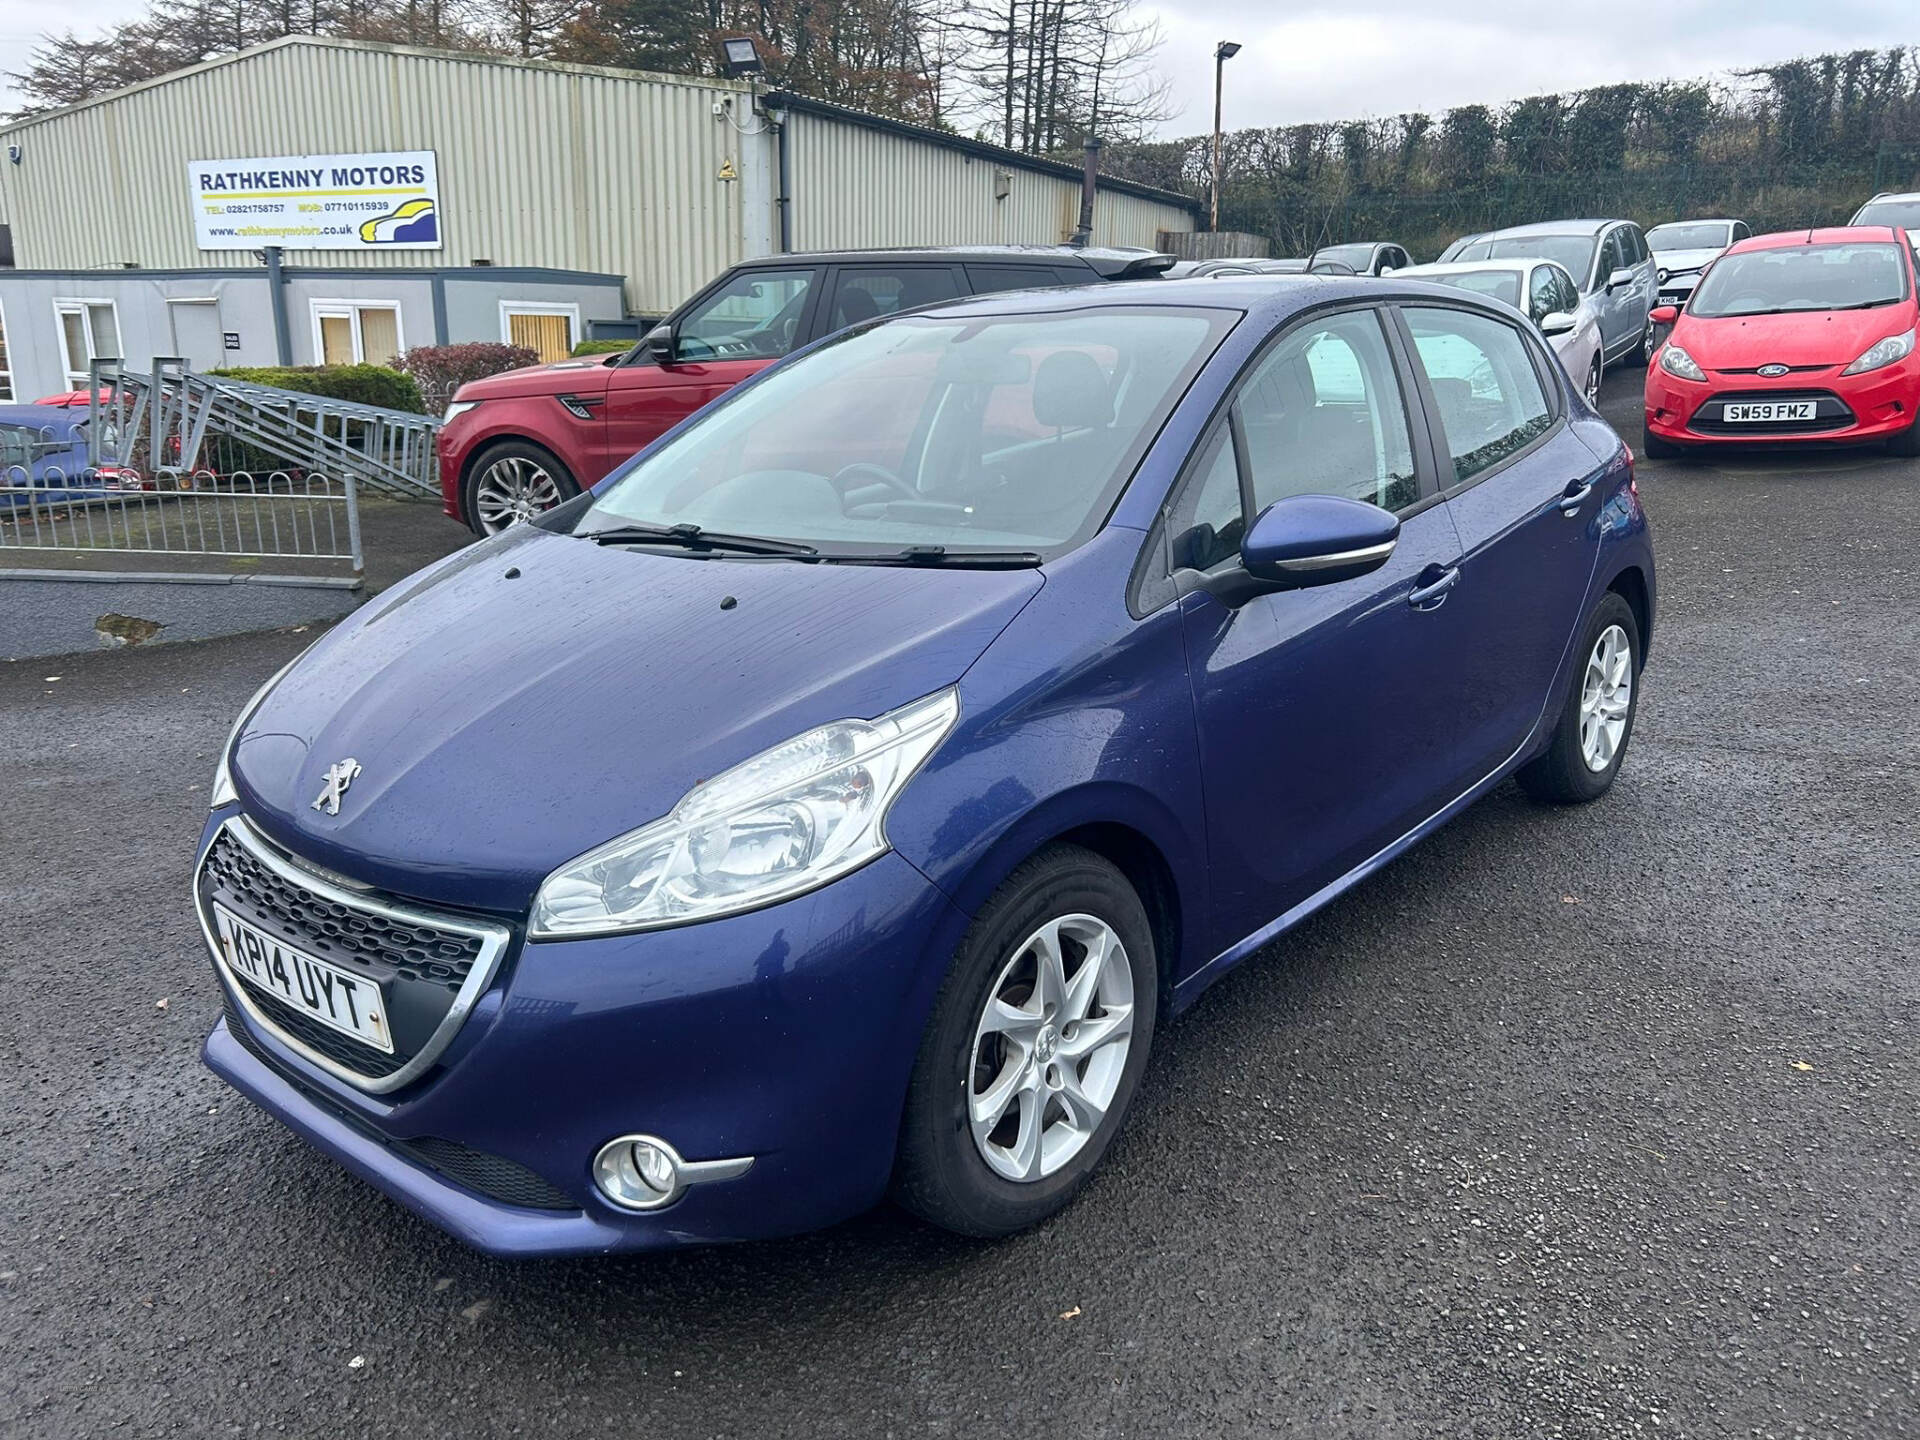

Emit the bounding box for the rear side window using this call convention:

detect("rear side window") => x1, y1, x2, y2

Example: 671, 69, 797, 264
828, 267, 963, 330
1236, 309, 1420, 514
1403, 306, 1554, 486
966, 265, 1075, 296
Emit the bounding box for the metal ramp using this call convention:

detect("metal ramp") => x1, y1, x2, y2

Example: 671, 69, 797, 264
88, 358, 441, 498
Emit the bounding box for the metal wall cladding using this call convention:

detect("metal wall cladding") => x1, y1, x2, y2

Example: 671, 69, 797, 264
0, 41, 750, 314
786, 114, 1195, 252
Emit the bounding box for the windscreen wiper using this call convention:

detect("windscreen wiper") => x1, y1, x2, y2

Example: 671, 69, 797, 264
577, 522, 819, 557
825, 545, 1044, 568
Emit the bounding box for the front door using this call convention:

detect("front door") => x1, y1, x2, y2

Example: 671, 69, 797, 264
167, 300, 224, 370
600, 266, 820, 479
1173, 306, 1483, 953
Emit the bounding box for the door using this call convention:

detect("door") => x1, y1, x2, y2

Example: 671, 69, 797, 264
1174, 306, 1482, 948
168, 300, 224, 370
600, 265, 819, 478
1395, 302, 1603, 776
1592, 228, 1633, 358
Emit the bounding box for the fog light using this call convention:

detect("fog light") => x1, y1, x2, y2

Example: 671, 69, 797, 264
591, 1134, 754, 1212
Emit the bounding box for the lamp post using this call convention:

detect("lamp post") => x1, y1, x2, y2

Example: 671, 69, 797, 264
1211, 41, 1241, 233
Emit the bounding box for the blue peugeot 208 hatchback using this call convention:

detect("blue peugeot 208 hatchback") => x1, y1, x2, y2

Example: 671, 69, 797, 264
196, 277, 1654, 1256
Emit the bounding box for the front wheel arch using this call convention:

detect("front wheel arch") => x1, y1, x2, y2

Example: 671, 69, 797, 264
459, 437, 579, 535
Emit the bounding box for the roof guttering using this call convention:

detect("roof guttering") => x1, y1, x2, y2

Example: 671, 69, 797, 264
762, 91, 1201, 215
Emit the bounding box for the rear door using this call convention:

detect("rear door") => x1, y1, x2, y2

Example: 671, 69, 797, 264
1395, 301, 1605, 776
600, 265, 821, 477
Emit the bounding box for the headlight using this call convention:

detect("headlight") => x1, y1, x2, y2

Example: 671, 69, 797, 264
1659, 344, 1706, 382
209, 655, 301, 809
530, 687, 961, 938
441, 400, 481, 423
1840, 328, 1916, 376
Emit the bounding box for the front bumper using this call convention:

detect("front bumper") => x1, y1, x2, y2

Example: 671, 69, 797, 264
1645, 359, 1920, 446
197, 815, 970, 1256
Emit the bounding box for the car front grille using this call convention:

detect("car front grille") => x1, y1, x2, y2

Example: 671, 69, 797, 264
197, 819, 511, 1093
1688, 389, 1856, 435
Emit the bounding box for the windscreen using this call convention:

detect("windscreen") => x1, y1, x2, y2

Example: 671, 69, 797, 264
1648, 222, 1733, 251
1687, 242, 1909, 318
1852, 200, 1920, 231
1452, 234, 1597, 282
580, 307, 1232, 556
1423, 270, 1523, 308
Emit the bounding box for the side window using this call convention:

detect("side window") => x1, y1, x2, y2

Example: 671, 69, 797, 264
677, 268, 815, 360
1551, 265, 1581, 315
1164, 426, 1245, 572
1237, 309, 1420, 514
1404, 305, 1554, 486
1733, 221, 1751, 242
828, 266, 962, 331
965, 265, 1070, 296
1527, 266, 1558, 322
1599, 231, 1626, 281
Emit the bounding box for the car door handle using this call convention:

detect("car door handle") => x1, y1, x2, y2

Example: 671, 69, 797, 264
1559, 479, 1595, 515
1408, 565, 1460, 611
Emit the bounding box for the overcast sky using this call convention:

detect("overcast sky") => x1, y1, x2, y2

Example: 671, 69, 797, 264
1, 0, 1914, 123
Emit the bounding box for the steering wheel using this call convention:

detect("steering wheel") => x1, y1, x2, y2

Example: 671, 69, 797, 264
831, 462, 920, 504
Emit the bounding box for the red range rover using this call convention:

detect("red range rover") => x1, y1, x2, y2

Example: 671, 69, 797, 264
437, 246, 1175, 534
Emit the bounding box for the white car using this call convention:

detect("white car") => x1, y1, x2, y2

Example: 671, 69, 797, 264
1848, 192, 1920, 244
1394, 258, 1606, 406
1647, 219, 1750, 309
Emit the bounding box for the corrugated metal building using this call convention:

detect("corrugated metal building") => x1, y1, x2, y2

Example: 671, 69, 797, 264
0, 37, 1197, 400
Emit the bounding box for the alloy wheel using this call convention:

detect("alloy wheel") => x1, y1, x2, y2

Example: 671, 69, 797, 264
1579, 623, 1633, 772
967, 913, 1135, 1183
473, 455, 563, 533
1586, 357, 1603, 408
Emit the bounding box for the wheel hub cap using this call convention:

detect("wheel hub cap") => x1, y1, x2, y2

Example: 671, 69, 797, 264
967, 914, 1134, 1183
1578, 623, 1632, 772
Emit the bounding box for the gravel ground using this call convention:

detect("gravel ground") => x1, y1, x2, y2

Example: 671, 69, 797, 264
0, 368, 1914, 1439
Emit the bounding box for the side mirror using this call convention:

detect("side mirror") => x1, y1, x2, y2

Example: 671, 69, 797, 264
1605, 266, 1636, 292
1649, 304, 1680, 325
1378, 265, 1397, 277
1539, 310, 1577, 337
1198, 494, 1399, 605
642, 322, 676, 365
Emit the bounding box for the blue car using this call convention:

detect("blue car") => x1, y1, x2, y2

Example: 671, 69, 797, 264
0, 404, 112, 506
195, 277, 1654, 1256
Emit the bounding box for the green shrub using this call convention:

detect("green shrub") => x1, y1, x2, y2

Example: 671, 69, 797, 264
571, 339, 635, 356
211, 364, 426, 414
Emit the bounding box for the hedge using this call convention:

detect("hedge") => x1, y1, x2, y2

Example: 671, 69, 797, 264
394, 344, 539, 411
572, 339, 635, 356
211, 364, 426, 414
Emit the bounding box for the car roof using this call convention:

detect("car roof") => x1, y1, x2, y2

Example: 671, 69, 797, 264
0, 403, 84, 428
879, 273, 1534, 328
736, 245, 1160, 267
1476, 219, 1623, 239
1648, 218, 1741, 228
1861, 191, 1920, 203
1730, 226, 1906, 253
1399, 258, 1553, 277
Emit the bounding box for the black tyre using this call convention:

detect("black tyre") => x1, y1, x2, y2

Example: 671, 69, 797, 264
1517, 591, 1642, 805
462, 440, 580, 536
1583, 356, 1603, 410
1640, 425, 1684, 462
894, 845, 1158, 1237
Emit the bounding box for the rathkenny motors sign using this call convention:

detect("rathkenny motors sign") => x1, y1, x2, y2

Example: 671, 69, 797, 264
189, 150, 442, 252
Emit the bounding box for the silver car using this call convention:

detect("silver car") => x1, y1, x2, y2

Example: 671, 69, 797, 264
1439, 219, 1659, 370
1647, 218, 1749, 309
1848, 192, 1920, 244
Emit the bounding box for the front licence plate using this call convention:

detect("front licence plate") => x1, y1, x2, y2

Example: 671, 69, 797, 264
1724, 401, 1817, 423
212, 903, 394, 1053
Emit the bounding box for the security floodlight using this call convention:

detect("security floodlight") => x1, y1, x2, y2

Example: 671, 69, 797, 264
720, 37, 764, 77
1215, 41, 1241, 61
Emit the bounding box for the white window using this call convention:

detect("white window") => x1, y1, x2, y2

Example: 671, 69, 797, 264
0, 298, 12, 401
310, 300, 403, 367
500, 301, 580, 365
54, 299, 122, 386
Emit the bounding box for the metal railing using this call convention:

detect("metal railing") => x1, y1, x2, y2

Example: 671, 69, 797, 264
0, 453, 362, 584
88, 358, 440, 500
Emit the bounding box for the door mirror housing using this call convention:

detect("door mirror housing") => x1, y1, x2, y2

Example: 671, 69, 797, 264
1195, 494, 1400, 605
1605, 266, 1636, 292
1539, 310, 1577, 337
1649, 304, 1680, 325
642, 322, 677, 365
